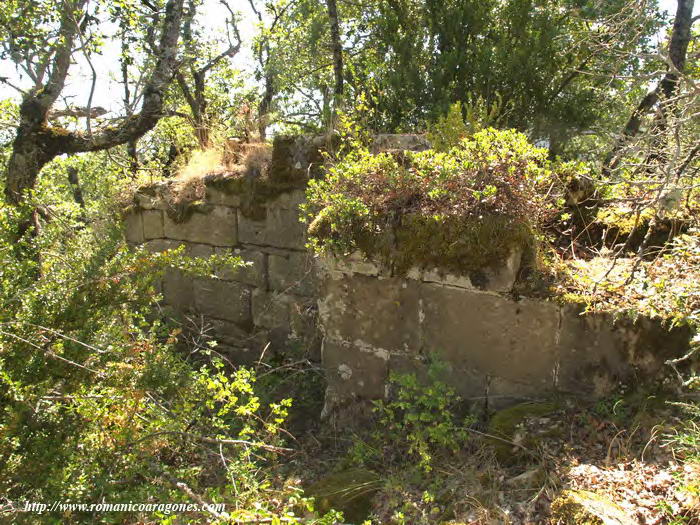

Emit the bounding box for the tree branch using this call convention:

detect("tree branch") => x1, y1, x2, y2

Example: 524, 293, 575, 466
55, 0, 186, 153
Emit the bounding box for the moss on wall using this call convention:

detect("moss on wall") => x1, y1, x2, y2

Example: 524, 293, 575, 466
311, 210, 534, 276
304, 129, 564, 277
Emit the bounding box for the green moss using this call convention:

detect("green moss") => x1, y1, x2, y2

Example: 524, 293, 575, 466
305, 468, 381, 523
306, 200, 535, 278
143, 171, 307, 225
596, 206, 654, 235
487, 402, 559, 463
550, 490, 633, 525
207, 173, 305, 220
339, 212, 533, 276
304, 128, 564, 277
489, 402, 559, 437
394, 213, 532, 275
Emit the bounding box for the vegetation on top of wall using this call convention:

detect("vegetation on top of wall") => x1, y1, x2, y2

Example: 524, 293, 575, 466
303, 128, 584, 276
131, 140, 303, 222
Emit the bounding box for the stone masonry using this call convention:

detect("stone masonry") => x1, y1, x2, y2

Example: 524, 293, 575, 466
124, 136, 691, 414
317, 255, 690, 413
124, 179, 319, 365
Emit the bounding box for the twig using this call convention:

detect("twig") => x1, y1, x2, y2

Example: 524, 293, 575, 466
0, 329, 102, 375
127, 430, 294, 454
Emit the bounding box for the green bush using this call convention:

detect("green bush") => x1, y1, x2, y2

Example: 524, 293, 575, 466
349, 369, 473, 473
427, 98, 506, 152
0, 191, 326, 523
304, 128, 566, 275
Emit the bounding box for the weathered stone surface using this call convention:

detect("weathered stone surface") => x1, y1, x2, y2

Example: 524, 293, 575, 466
472, 248, 523, 293
421, 287, 560, 389
237, 207, 306, 249
322, 338, 388, 400
556, 304, 690, 397
488, 402, 560, 462
252, 289, 292, 329
134, 190, 167, 210
205, 183, 243, 207
203, 319, 272, 364
123, 210, 144, 243
142, 239, 180, 253
324, 253, 381, 277
142, 210, 164, 240
206, 318, 253, 346
319, 262, 690, 409
193, 278, 252, 326
270, 135, 335, 182
421, 268, 473, 289
291, 306, 321, 360
164, 206, 237, 246
183, 242, 214, 258
319, 272, 421, 352
267, 189, 306, 210
289, 298, 319, 342
269, 251, 316, 296
214, 343, 262, 366
236, 214, 266, 246
162, 269, 195, 313
551, 490, 636, 525
215, 247, 266, 287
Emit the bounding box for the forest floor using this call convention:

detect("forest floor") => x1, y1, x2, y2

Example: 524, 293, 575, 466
256, 355, 700, 524
279, 395, 700, 524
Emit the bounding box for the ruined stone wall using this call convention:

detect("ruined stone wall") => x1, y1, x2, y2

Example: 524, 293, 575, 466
318, 256, 690, 412
123, 136, 690, 412
124, 180, 319, 365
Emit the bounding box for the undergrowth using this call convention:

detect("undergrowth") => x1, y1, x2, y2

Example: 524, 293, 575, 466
0, 195, 333, 524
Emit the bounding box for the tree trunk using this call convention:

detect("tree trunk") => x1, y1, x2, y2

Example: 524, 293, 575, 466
4, 0, 185, 206
67, 167, 86, 210
603, 0, 695, 175
127, 139, 139, 174
193, 71, 210, 148
257, 74, 275, 141
326, 0, 344, 109
4, 128, 60, 205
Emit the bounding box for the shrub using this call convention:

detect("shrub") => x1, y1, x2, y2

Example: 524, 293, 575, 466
427, 98, 506, 152
303, 128, 564, 275
371, 371, 473, 473
0, 195, 326, 523
427, 102, 469, 152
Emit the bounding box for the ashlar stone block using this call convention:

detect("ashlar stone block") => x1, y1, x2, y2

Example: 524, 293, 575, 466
237, 207, 306, 250
252, 289, 292, 329
123, 210, 144, 244
215, 247, 267, 287
269, 251, 316, 296
193, 278, 252, 326
164, 205, 237, 246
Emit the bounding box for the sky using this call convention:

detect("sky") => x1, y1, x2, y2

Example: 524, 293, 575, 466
0, 0, 258, 112
0, 0, 696, 117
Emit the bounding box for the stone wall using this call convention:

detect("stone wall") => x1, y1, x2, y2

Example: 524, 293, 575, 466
317, 255, 690, 412
124, 178, 319, 365
124, 136, 691, 413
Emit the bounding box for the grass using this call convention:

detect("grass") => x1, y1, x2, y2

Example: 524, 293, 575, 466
176, 147, 227, 181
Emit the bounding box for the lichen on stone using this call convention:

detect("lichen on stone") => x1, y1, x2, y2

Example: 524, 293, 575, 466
305, 468, 381, 523
487, 401, 560, 463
